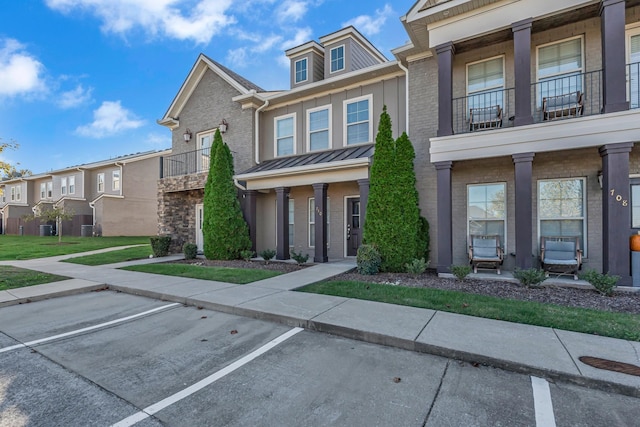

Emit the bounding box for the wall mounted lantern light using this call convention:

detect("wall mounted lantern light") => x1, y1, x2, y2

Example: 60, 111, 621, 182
597, 170, 603, 189
183, 128, 192, 142
219, 119, 229, 134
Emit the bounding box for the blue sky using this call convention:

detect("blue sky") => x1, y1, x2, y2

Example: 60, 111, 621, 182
0, 0, 415, 174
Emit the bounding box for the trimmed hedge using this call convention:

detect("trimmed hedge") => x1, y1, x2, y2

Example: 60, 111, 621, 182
150, 236, 171, 257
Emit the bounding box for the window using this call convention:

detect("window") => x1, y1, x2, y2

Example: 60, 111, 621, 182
69, 176, 75, 195
467, 183, 506, 249
198, 131, 214, 172
537, 36, 583, 104
289, 199, 294, 247
309, 197, 330, 247
112, 170, 120, 191
47, 182, 52, 198
467, 56, 504, 112
344, 95, 372, 145
295, 58, 308, 83
61, 177, 67, 195
631, 178, 640, 228
40, 183, 46, 199
626, 26, 640, 109
275, 113, 295, 156
97, 173, 105, 193
330, 45, 345, 73
15, 186, 21, 201
307, 106, 331, 151
10, 187, 15, 201
538, 178, 586, 255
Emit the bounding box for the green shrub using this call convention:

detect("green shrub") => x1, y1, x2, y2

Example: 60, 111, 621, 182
183, 243, 197, 260
580, 270, 619, 296
357, 244, 382, 275
259, 249, 276, 263
150, 236, 171, 257
405, 258, 428, 275
290, 249, 309, 265
240, 250, 255, 261
450, 265, 471, 281
513, 268, 546, 287
416, 216, 430, 262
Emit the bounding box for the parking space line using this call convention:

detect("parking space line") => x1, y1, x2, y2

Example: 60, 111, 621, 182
111, 327, 304, 427
0, 303, 181, 354
531, 376, 556, 427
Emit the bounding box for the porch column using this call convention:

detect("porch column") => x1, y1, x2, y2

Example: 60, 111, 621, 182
436, 42, 455, 137
244, 190, 258, 253
513, 153, 535, 269
313, 183, 329, 263
601, 0, 629, 113
275, 186, 290, 260
357, 178, 370, 228
435, 161, 453, 274
512, 19, 534, 126
599, 142, 633, 285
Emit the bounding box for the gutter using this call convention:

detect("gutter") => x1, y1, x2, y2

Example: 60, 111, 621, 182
397, 61, 410, 135
254, 99, 270, 164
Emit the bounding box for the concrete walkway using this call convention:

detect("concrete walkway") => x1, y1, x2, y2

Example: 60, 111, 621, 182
2, 249, 639, 398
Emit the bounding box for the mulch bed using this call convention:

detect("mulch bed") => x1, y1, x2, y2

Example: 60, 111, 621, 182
174, 259, 307, 274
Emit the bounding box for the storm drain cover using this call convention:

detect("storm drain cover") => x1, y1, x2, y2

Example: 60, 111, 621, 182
578, 356, 640, 377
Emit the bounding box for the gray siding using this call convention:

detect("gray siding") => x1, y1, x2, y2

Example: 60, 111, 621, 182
350, 39, 380, 71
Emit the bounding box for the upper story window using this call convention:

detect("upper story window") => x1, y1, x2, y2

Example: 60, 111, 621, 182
632, 178, 640, 228
344, 95, 372, 146
97, 173, 105, 193
11, 186, 21, 202
275, 113, 296, 157
112, 170, 120, 191
467, 56, 504, 112
295, 58, 308, 84
626, 26, 640, 109
40, 183, 46, 199
198, 131, 215, 172
69, 176, 75, 195
537, 36, 583, 103
538, 178, 586, 256
47, 181, 52, 198
307, 106, 331, 151
61, 177, 67, 195
468, 183, 506, 252
330, 45, 345, 73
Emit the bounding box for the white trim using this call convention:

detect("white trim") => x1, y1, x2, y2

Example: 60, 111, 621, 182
195, 203, 204, 252
466, 54, 505, 96
68, 175, 76, 195
306, 105, 332, 152
343, 195, 359, 257
61, 177, 67, 196
343, 94, 373, 147
467, 182, 507, 254
535, 35, 584, 93
294, 58, 308, 84
330, 44, 346, 74
112, 170, 121, 192
625, 26, 640, 106
274, 112, 297, 157
97, 173, 105, 193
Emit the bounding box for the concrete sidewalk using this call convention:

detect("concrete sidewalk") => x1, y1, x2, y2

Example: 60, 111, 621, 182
2, 251, 639, 398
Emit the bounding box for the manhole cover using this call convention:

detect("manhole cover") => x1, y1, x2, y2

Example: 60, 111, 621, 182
578, 356, 640, 377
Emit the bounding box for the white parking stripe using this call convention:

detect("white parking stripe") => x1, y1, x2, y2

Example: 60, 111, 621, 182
111, 327, 304, 427
531, 376, 556, 427
0, 303, 181, 354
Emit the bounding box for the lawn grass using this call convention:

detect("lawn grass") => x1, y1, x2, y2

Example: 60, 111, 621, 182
298, 280, 640, 342
62, 245, 152, 266
121, 263, 282, 284
0, 266, 69, 290
0, 235, 150, 260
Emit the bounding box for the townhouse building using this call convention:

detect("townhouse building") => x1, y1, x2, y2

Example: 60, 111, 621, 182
0, 150, 169, 236
396, 0, 640, 284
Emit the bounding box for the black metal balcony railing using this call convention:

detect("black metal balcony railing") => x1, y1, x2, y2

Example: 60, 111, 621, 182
161, 147, 211, 178
451, 63, 640, 135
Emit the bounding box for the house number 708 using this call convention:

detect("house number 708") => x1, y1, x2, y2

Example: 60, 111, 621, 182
610, 189, 628, 207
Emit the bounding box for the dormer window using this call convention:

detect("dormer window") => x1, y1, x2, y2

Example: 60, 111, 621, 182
295, 58, 308, 83
330, 45, 345, 73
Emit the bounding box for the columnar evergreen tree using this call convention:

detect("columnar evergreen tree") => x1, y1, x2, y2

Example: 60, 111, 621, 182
203, 129, 251, 260
363, 106, 424, 272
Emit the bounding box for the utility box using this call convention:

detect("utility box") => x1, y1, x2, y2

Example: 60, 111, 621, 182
39, 225, 53, 236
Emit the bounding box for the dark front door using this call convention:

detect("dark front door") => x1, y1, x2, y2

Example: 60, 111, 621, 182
346, 198, 361, 256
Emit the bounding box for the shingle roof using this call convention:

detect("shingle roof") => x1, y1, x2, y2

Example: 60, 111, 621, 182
239, 144, 374, 175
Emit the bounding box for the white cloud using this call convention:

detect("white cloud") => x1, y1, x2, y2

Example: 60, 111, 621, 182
276, 1, 308, 23
226, 48, 248, 69
45, 0, 236, 44
280, 27, 313, 51
0, 38, 45, 98
76, 101, 145, 138
57, 84, 93, 109
145, 132, 171, 147
342, 4, 393, 36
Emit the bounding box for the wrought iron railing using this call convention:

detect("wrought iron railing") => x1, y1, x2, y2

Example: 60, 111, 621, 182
452, 87, 515, 135
628, 61, 640, 110
160, 147, 212, 178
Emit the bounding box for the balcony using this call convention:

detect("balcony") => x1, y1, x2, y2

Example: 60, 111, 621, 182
160, 147, 211, 178
452, 63, 640, 136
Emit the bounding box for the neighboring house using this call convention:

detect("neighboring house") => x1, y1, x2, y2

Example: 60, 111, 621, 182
159, 27, 407, 261
395, 0, 640, 284
0, 150, 169, 236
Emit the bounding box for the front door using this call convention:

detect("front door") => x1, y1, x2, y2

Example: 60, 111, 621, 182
195, 203, 204, 253
346, 198, 361, 256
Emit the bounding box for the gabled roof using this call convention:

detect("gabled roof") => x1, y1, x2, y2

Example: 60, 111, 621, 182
158, 54, 264, 129
319, 26, 388, 63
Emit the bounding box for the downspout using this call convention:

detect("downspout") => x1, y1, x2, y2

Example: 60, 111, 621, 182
115, 161, 124, 196
234, 178, 247, 191
89, 197, 97, 226
397, 61, 410, 135
254, 99, 270, 164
